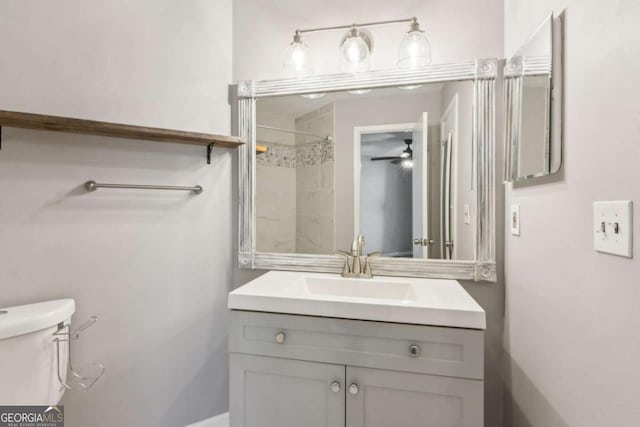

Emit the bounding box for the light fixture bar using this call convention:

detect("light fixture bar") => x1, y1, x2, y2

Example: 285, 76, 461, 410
297, 17, 416, 34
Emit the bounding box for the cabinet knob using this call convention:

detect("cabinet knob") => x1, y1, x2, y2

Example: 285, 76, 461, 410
330, 381, 341, 393
348, 383, 359, 395
409, 344, 420, 357
275, 332, 286, 344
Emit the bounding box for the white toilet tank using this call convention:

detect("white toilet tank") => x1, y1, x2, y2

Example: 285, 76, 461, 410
0, 299, 75, 405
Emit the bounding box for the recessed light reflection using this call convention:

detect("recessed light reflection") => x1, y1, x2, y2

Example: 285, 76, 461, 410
301, 93, 326, 99
348, 89, 373, 95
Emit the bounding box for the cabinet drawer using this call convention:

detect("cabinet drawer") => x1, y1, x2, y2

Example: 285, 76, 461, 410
229, 311, 483, 380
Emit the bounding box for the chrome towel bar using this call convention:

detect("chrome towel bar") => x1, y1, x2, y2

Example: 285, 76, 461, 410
85, 180, 203, 194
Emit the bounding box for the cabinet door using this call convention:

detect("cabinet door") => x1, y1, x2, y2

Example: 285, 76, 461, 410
346, 367, 483, 427
230, 354, 345, 427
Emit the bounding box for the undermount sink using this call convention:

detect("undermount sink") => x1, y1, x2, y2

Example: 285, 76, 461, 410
287, 276, 417, 302
228, 271, 485, 329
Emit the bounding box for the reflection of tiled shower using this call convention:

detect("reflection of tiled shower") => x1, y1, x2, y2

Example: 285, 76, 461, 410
255, 114, 297, 253
295, 104, 335, 254
255, 104, 335, 254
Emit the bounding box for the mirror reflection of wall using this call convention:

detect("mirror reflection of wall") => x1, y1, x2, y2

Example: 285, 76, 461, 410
504, 14, 560, 181
255, 81, 475, 261
519, 75, 551, 176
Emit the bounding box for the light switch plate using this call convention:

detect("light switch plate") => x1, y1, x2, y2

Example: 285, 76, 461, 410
593, 201, 633, 258
511, 204, 520, 236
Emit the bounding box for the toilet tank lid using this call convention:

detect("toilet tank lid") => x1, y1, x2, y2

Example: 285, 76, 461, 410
0, 299, 75, 340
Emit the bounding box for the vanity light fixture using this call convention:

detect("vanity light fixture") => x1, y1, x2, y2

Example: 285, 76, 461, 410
339, 26, 373, 73
283, 31, 313, 78
397, 18, 431, 69
283, 17, 431, 87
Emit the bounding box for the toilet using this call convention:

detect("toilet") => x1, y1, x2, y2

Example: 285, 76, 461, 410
0, 299, 75, 405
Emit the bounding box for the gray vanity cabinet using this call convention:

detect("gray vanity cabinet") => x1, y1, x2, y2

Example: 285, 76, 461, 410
346, 367, 483, 427
230, 354, 345, 427
229, 311, 484, 427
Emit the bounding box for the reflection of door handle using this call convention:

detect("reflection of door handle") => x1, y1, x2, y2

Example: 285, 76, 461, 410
413, 238, 435, 246
444, 241, 454, 248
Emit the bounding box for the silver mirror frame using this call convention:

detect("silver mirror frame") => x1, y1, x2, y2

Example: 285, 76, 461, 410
504, 13, 563, 182
236, 58, 498, 282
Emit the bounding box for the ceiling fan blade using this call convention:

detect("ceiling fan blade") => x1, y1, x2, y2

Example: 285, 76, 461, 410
370, 156, 400, 161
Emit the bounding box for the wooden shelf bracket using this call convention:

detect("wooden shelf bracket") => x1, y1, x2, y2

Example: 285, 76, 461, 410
207, 143, 214, 164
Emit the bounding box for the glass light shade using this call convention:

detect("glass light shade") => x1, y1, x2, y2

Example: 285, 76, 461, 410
283, 38, 313, 78
339, 33, 371, 73
397, 30, 431, 69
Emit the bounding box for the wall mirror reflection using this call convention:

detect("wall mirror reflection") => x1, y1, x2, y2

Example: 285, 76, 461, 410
504, 13, 563, 182
255, 81, 475, 261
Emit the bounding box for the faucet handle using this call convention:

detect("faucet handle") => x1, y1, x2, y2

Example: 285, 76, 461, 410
336, 251, 352, 275
362, 251, 381, 277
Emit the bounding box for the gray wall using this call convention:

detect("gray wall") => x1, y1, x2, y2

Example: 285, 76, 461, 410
504, 1, 640, 426
233, 1, 506, 426
0, 1, 233, 426
360, 139, 413, 257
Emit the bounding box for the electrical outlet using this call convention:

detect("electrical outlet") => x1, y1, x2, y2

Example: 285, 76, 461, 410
593, 201, 633, 257
463, 204, 471, 224
511, 204, 520, 236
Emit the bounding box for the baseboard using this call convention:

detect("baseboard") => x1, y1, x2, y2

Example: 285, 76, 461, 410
185, 412, 229, 427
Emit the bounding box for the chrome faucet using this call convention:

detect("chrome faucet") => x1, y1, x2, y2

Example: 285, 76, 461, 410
337, 234, 380, 278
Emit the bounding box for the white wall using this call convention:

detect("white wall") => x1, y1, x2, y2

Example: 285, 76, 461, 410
504, 1, 640, 426
233, 0, 504, 80
233, 1, 506, 426
441, 81, 476, 260
0, 1, 233, 426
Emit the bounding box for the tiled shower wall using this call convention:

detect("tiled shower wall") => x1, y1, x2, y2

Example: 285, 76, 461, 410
295, 104, 335, 254
255, 112, 297, 252
255, 104, 335, 254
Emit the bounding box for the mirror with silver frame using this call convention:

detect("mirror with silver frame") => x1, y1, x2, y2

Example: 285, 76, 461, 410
504, 13, 563, 182
236, 60, 498, 281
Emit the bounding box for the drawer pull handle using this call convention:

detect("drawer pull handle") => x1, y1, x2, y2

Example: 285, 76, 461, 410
275, 332, 286, 344
349, 383, 359, 395
409, 344, 420, 357
330, 381, 341, 393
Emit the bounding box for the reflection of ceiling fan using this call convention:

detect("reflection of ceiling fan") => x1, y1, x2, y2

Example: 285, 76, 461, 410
370, 139, 413, 166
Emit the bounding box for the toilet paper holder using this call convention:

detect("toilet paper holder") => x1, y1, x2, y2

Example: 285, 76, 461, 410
53, 316, 105, 391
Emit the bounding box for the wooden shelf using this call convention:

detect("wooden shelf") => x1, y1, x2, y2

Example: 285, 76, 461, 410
0, 110, 245, 149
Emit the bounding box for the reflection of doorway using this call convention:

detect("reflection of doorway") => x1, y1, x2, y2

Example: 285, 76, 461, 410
354, 123, 422, 258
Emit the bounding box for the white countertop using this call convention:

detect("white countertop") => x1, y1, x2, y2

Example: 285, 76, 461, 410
228, 271, 486, 329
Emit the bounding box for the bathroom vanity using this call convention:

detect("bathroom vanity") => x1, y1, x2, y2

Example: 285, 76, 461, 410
228, 271, 485, 427
230, 55, 500, 427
